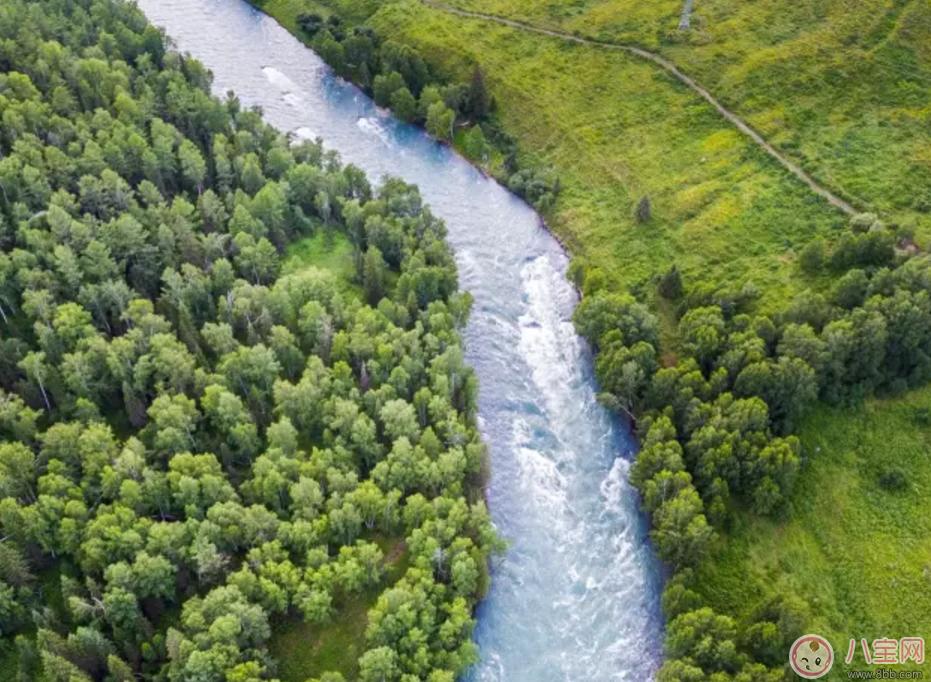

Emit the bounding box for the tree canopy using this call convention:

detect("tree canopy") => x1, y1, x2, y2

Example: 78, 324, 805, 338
0, 1, 498, 679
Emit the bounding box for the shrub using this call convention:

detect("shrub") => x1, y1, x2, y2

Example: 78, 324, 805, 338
461, 126, 490, 163
832, 268, 869, 309
850, 212, 880, 233
664, 607, 741, 673
830, 231, 895, 270
635, 195, 652, 223
296, 13, 325, 36
878, 465, 908, 491
507, 167, 560, 212
389, 86, 417, 123
798, 239, 824, 274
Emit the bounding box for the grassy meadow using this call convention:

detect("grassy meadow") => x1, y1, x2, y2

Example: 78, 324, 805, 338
281, 230, 361, 294
438, 0, 931, 237
376, 0, 858, 308
696, 384, 931, 678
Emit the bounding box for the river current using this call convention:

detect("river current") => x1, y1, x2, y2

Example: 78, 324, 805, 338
136, 1, 664, 678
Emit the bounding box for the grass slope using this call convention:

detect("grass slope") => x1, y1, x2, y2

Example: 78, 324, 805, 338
371, 0, 851, 308
259, 0, 849, 311
697, 385, 931, 677
440, 0, 931, 236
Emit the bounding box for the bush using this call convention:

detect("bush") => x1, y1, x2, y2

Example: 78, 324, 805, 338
296, 13, 325, 36
389, 86, 417, 123
507, 167, 560, 212
830, 231, 896, 270
849, 212, 880, 233
878, 465, 908, 491
832, 268, 868, 309
665, 607, 741, 673
461, 126, 490, 163
465, 66, 490, 120
373, 71, 406, 107
651, 488, 715, 568
798, 239, 824, 274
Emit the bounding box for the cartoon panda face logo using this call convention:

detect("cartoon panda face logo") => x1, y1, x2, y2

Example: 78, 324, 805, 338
789, 634, 834, 679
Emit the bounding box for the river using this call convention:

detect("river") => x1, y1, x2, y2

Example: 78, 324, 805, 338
136, 1, 664, 679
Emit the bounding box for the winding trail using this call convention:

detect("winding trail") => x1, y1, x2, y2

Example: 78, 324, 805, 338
422, 0, 858, 216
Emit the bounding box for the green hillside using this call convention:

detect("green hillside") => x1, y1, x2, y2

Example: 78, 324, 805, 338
440, 0, 931, 232
695, 384, 931, 679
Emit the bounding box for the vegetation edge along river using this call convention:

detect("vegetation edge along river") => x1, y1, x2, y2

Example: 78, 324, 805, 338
249, 0, 931, 679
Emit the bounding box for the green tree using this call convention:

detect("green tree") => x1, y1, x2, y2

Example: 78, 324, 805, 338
373, 71, 406, 108
240, 154, 266, 195
426, 102, 455, 142
178, 139, 206, 194
651, 488, 714, 568
832, 268, 869, 309
798, 238, 824, 274
390, 86, 418, 123
665, 607, 741, 673
465, 66, 490, 120
679, 306, 726, 370
734, 357, 817, 433
363, 246, 388, 305
462, 126, 490, 164
658, 265, 683, 299
358, 646, 400, 682
18, 351, 53, 411
0, 4, 497, 678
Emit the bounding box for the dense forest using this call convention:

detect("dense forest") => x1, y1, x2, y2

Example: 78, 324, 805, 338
0, 1, 499, 680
